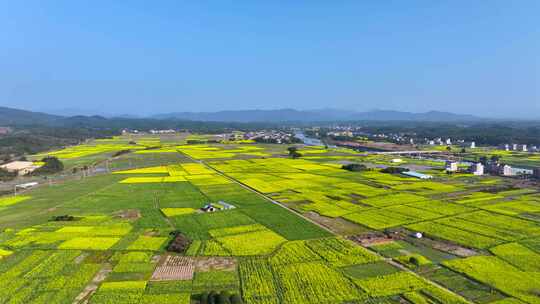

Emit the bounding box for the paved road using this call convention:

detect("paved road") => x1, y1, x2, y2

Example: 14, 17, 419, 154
369, 150, 447, 155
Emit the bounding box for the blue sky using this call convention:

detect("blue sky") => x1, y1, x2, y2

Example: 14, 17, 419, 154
1, 1, 538, 117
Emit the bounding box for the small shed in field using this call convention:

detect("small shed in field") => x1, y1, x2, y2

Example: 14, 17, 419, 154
402, 171, 433, 179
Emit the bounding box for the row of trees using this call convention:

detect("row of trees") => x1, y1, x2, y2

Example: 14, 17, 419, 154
32, 156, 64, 175
199, 291, 243, 304
342, 163, 368, 172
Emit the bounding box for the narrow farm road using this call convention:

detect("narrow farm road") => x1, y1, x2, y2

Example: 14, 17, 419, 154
178, 152, 334, 235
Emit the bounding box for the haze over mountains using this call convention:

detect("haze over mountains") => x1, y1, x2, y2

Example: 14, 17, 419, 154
151, 109, 481, 123
0, 106, 487, 125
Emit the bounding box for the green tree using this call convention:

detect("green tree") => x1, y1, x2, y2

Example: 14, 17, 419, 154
342, 163, 368, 172
230, 294, 244, 304
287, 146, 298, 155
217, 291, 231, 304
409, 256, 420, 267
200, 292, 209, 304
381, 167, 409, 174
290, 151, 302, 159
208, 291, 218, 304
32, 156, 64, 175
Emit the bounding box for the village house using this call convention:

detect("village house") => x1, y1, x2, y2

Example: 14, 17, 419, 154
470, 163, 484, 176
201, 201, 236, 212
0, 127, 11, 135
445, 161, 458, 172
0, 161, 41, 176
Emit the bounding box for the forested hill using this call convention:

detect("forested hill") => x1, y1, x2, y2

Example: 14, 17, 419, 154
0, 106, 62, 126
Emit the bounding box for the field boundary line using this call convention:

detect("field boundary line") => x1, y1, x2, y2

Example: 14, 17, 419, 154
176, 151, 474, 303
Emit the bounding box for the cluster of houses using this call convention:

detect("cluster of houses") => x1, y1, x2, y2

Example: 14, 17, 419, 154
403, 160, 537, 180
242, 131, 299, 144
422, 138, 540, 152
121, 129, 178, 135
445, 160, 537, 177
149, 129, 176, 134
326, 130, 354, 138
499, 144, 540, 152
445, 161, 485, 176
423, 138, 478, 149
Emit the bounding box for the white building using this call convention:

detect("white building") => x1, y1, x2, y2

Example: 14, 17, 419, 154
505, 144, 510, 151
402, 171, 433, 179
446, 138, 452, 145
502, 165, 513, 176
445, 161, 458, 172
0, 161, 41, 176
15, 182, 38, 190
471, 163, 484, 176
523, 145, 528, 152
513, 144, 518, 151
470, 141, 476, 149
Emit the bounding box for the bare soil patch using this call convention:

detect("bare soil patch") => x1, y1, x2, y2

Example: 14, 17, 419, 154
350, 231, 397, 246
194, 257, 236, 272
113, 209, 141, 220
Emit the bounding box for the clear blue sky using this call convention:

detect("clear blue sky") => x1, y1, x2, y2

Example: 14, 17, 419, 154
1, 1, 538, 118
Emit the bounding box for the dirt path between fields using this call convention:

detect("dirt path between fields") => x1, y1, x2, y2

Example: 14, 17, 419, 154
178, 153, 473, 303
73, 263, 112, 304
179, 154, 334, 235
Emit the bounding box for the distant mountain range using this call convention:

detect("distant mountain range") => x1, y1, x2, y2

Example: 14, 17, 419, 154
0, 106, 485, 126
0, 106, 63, 125
151, 108, 482, 122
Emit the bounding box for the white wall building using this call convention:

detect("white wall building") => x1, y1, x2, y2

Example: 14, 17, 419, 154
502, 165, 513, 176
0, 161, 40, 176
445, 161, 458, 172
471, 163, 484, 176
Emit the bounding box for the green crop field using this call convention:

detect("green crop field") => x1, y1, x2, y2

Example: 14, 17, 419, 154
1, 135, 539, 303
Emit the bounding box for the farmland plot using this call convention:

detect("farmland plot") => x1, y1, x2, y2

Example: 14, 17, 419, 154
2, 138, 539, 304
